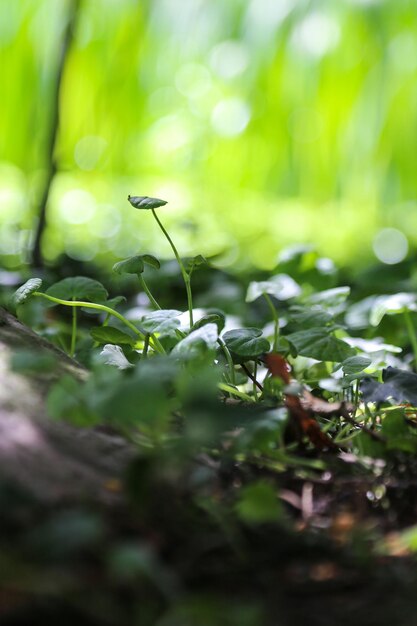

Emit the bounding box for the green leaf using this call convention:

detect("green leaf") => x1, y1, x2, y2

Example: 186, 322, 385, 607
12, 278, 42, 306
141, 254, 161, 269
370, 293, 417, 326
342, 355, 372, 375
140, 310, 182, 335
289, 307, 333, 328
236, 481, 282, 524
186, 254, 208, 274
91, 327, 135, 346
192, 312, 225, 333
223, 328, 270, 360
128, 195, 167, 210
286, 328, 355, 362
246, 274, 301, 303
46, 276, 108, 303
171, 323, 218, 358
307, 286, 350, 308
113, 254, 161, 277
113, 256, 144, 276
99, 344, 133, 369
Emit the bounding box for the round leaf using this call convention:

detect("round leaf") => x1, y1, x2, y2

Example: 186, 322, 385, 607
46, 277, 108, 303
140, 310, 182, 335
128, 195, 167, 210
223, 328, 270, 359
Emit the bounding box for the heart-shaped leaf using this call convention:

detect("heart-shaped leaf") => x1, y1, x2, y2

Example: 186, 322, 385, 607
171, 323, 218, 358
246, 274, 301, 303
223, 328, 270, 360
12, 278, 42, 306
46, 277, 108, 303
286, 328, 355, 362
140, 310, 182, 335
91, 327, 135, 346
128, 195, 167, 210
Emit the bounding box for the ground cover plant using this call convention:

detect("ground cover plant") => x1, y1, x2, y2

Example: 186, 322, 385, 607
5, 196, 417, 625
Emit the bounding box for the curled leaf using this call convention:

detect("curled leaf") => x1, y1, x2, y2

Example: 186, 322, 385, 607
99, 344, 133, 370
246, 274, 301, 303
113, 254, 160, 277
12, 278, 43, 306
128, 195, 167, 210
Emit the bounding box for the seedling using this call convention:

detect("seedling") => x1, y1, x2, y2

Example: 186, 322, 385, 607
128, 195, 195, 327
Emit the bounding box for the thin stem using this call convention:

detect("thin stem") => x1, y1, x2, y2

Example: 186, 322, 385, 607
151, 209, 193, 327
142, 333, 150, 358
33, 292, 165, 354
253, 361, 258, 401
70, 306, 77, 357
217, 337, 236, 386
263, 293, 279, 351
403, 309, 417, 368
242, 362, 264, 393
139, 274, 161, 310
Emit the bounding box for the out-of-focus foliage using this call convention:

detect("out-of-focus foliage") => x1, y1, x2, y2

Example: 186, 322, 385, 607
1, 0, 417, 269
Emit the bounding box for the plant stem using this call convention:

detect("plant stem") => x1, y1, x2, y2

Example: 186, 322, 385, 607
263, 293, 279, 351
33, 292, 165, 354
217, 337, 236, 386
403, 310, 417, 368
218, 383, 255, 403
139, 274, 161, 310
151, 209, 193, 327
70, 306, 77, 357
242, 362, 264, 393
142, 333, 150, 358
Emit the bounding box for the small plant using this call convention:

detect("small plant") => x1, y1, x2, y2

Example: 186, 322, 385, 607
128, 195, 196, 327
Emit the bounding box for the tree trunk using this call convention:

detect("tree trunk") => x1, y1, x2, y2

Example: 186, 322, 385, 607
0, 307, 134, 503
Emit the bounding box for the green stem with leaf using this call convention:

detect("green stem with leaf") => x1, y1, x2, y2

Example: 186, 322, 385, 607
33, 292, 165, 354
151, 209, 193, 327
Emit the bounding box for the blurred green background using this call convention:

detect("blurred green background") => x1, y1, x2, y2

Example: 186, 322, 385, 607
1, 0, 417, 271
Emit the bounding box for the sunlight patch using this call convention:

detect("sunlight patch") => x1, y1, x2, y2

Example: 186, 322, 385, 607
373, 228, 408, 265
